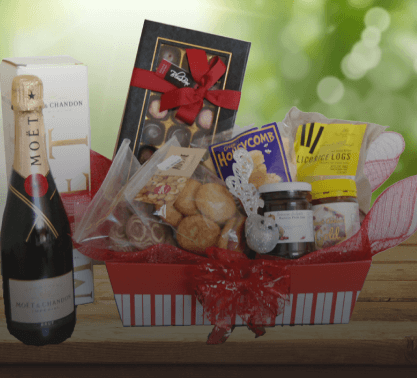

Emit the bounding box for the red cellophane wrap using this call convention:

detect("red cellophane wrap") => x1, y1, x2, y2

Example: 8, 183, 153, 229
71, 131, 415, 344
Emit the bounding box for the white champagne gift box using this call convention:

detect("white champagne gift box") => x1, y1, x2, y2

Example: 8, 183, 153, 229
0, 55, 93, 305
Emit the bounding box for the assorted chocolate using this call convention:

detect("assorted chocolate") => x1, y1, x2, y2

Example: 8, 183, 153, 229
115, 20, 251, 161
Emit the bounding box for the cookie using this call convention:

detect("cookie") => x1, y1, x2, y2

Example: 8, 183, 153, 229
216, 217, 236, 249
174, 178, 201, 216
195, 183, 236, 224
109, 222, 126, 242
125, 215, 166, 250
176, 215, 220, 253
155, 201, 183, 227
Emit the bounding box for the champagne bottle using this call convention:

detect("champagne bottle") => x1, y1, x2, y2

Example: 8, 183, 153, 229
1, 75, 76, 346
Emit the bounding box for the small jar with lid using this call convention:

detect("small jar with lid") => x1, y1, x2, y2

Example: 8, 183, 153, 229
311, 179, 361, 250
257, 182, 315, 259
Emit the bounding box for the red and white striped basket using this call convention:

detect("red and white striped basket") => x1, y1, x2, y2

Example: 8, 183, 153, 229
106, 259, 371, 327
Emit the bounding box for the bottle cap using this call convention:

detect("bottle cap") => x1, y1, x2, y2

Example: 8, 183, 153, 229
11, 75, 44, 112
311, 179, 357, 200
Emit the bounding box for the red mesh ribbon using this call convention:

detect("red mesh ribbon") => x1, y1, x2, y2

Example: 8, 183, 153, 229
190, 248, 290, 344
130, 49, 241, 124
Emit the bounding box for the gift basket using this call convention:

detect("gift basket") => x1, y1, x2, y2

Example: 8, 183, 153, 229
73, 104, 415, 345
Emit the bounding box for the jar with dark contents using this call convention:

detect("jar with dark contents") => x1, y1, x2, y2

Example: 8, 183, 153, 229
311, 179, 360, 250
258, 182, 315, 259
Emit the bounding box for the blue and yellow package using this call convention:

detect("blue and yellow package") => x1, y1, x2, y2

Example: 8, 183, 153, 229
209, 122, 294, 188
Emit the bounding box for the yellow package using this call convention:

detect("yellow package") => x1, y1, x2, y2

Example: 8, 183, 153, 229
294, 122, 367, 182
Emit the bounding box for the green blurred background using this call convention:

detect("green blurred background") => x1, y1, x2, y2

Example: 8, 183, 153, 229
0, 0, 415, 206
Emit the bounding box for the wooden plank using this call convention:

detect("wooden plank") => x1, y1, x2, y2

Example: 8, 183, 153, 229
1, 364, 417, 378
372, 245, 417, 262
366, 263, 417, 281
359, 281, 417, 302
0, 322, 416, 364
401, 231, 417, 246
352, 302, 417, 321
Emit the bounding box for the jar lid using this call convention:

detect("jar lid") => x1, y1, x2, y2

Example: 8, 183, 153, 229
311, 179, 357, 200
259, 182, 312, 193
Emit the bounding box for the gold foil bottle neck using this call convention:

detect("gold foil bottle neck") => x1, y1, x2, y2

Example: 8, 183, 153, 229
12, 75, 45, 112
12, 75, 49, 178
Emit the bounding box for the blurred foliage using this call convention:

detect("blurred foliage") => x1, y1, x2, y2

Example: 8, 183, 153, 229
1, 0, 416, 207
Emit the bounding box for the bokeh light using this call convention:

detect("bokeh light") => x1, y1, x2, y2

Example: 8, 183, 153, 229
361, 26, 381, 47
364, 7, 391, 32
317, 76, 345, 104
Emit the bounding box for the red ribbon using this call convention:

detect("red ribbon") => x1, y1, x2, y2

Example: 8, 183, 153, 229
190, 247, 291, 344
130, 49, 241, 125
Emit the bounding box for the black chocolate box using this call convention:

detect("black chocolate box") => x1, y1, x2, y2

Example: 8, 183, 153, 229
114, 20, 251, 160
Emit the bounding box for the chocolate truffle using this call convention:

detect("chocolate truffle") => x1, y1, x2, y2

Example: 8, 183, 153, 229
196, 108, 214, 131
166, 125, 191, 147
148, 96, 168, 120
142, 121, 165, 146
138, 145, 157, 165
158, 45, 181, 66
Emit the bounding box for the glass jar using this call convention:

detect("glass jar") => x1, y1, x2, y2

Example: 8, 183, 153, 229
311, 179, 361, 250
258, 182, 315, 259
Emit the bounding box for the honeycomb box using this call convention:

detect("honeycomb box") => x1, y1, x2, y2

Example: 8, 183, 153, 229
114, 20, 251, 160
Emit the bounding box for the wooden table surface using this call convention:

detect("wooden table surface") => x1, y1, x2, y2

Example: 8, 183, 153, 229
1, 236, 417, 377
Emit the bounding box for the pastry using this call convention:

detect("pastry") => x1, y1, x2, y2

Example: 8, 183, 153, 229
174, 178, 201, 216
176, 215, 220, 253
195, 183, 236, 224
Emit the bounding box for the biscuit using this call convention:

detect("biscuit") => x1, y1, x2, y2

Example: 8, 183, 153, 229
109, 222, 126, 242
216, 217, 236, 249
176, 215, 220, 253
155, 201, 183, 227
174, 178, 201, 216
125, 215, 166, 250
195, 183, 236, 224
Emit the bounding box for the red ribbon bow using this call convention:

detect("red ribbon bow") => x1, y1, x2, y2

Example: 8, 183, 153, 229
190, 247, 291, 344
130, 49, 241, 125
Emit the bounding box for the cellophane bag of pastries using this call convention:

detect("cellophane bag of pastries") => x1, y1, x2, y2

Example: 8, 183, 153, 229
124, 138, 248, 256
74, 138, 178, 252
283, 106, 388, 215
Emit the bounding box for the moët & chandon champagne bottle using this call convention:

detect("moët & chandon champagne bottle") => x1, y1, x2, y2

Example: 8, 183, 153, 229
1, 75, 76, 345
